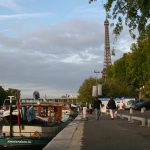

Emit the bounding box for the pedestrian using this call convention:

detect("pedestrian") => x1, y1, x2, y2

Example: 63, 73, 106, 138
88, 103, 93, 114
92, 97, 103, 120
106, 97, 117, 120
118, 100, 125, 118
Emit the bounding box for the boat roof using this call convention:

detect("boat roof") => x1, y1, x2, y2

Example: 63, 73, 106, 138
21, 101, 63, 107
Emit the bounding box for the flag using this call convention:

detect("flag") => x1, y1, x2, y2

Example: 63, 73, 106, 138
17, 96, 21, 133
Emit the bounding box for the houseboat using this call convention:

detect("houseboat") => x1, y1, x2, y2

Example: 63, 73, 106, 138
0, 97, 74, 149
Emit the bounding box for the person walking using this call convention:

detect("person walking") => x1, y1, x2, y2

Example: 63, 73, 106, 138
92, 97, 103, 120
106, 97, 117, 120
118, 100, 125, 118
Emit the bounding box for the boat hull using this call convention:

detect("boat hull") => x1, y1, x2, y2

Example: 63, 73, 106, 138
0, 137, 50, 149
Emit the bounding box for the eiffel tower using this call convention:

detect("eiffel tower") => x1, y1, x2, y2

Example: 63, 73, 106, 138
101, 18, 112, 77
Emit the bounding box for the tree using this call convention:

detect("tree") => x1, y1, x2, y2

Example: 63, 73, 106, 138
6, 88, 21, 100
102, 78, 135, 97
78, 77, 97, 104
78, 76, 135, 103
89, 0, 150, 38
105, 26, 150, 98
0, 86, 7, 106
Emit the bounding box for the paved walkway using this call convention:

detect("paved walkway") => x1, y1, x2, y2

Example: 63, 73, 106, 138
43, 112, 150, 150
81, 114, 150, 150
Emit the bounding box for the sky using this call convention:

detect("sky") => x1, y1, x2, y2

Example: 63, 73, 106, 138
0, 0, 134, 98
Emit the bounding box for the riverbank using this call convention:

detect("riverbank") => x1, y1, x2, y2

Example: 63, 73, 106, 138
43, 112, 150, 150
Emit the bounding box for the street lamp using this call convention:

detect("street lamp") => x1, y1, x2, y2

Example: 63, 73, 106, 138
94, 70, 99, 87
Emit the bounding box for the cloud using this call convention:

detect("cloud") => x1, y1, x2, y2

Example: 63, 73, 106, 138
110, 27, 136, 63
0, 19, 105, 97
0, 19, 104, 56
0, 12, 54, 20
0, 17, 134, 98
25, 20, 103, 56
0, 49, 97, 98
0, 0, 21, 12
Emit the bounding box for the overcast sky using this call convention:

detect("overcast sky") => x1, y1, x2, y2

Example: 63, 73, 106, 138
0, 0, 134, 98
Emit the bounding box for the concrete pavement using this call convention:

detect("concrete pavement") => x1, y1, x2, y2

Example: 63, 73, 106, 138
43, 112, 150, 150
43, 115, 84, 150
81, 114, 150, 150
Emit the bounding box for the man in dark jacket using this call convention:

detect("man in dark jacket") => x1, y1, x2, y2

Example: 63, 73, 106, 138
107, 97, 116, 120
93, 98, 103, 120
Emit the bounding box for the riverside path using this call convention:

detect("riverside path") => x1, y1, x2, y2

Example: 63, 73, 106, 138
81, 113, 150, 150
43, 112, 150, 150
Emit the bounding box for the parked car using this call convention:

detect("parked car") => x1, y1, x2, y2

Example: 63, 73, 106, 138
130, 99, 145, 109
134, 100, 150, 110
125, 100, 135, 109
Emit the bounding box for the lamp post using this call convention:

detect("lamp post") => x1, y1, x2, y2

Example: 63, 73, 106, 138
8, 96, 14, 137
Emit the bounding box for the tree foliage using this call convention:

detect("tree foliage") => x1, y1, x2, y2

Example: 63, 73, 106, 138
6, 88, 21, 100
89, 0, 150, 38
78, 77, 96, 104
78, 76, 135, 103
0, 86, 7, 106
106, 27, 150, 98
0, 86, 21, 106
78, 26, 150, 102
102, 78, 135, 97
79, 0, 150, 102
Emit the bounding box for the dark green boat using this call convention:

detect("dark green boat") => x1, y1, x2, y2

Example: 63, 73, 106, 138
0, 121, 70, 149
0, 136, 50, 150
